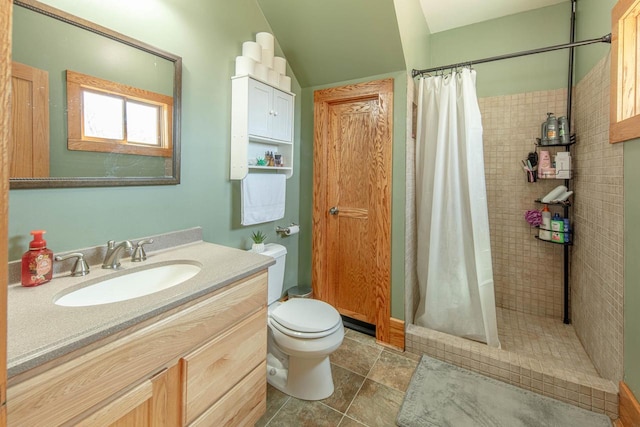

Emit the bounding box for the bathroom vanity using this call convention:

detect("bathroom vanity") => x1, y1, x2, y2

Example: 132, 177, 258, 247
5, 230, 272, 426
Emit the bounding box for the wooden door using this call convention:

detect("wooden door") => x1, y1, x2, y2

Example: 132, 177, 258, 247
10, 61, 49, 178
313, 79, 393, 344
1, 0, 11, 423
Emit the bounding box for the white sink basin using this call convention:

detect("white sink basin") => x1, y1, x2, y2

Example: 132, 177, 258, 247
55, 263, 202, 307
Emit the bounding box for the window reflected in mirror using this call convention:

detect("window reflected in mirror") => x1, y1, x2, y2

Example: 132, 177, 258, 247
67, 70, 173, 158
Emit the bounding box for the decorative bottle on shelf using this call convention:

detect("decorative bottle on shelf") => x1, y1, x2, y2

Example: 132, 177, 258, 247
539, 205, 552, 241
21, 230, 54, 287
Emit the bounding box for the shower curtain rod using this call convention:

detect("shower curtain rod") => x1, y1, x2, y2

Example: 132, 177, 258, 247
411, 33, 611, 78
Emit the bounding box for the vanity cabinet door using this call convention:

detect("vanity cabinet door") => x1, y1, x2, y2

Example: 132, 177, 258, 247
182, 308, 267, 425
189, 361, 266, 427
76, 364, 181, 427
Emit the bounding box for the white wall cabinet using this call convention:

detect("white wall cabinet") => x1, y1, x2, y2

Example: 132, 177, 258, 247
230, 75, 294, 180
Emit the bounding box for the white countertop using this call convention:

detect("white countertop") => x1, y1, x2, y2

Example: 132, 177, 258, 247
7, 240, 273, 377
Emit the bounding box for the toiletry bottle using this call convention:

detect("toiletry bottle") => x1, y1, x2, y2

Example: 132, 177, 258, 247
21, 230, 54, 287
551, 213, 564, 243
558, 116, 570, 144
563, 218, 571, 244
545, 113, 558, 143
539, 205, 552, 241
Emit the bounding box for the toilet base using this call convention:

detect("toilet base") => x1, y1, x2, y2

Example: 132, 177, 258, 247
267, 354, 334, 400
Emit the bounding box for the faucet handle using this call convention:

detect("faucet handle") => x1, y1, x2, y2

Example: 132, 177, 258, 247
55, 253, 90, 277
132, 239, 154, 262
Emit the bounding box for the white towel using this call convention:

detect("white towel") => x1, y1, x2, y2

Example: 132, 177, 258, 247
241, 173, 286, 225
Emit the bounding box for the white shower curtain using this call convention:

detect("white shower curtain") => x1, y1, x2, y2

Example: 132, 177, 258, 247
414, 69, 500, 348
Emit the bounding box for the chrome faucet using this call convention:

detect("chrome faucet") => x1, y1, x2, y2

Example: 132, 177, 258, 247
102, 240, 133, 269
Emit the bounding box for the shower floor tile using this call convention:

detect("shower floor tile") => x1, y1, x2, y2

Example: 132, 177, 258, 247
496, 307, 599, 378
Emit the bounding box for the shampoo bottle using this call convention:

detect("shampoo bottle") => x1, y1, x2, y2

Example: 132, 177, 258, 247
551, 213, 565, 243
21, 230, 54, 287
539, 205, 552, 241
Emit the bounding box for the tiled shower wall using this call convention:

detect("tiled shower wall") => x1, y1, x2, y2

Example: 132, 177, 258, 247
479, 90, 569, 319
572, 55, 624, 384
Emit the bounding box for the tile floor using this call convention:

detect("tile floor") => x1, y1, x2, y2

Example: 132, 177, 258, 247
256, 328, 420, 427
496, 307, 600, 377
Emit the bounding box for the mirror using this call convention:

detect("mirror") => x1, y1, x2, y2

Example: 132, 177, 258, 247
10, 0, 182, 189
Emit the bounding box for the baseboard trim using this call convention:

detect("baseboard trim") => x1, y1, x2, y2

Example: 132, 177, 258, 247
619, 381, 640, 427
389, 318, 405, 350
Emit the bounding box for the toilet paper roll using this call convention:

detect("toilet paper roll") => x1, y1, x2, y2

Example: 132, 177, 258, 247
261, 48, 274, 69
273, 56, 287, 75
254, 63, 269, 81
235, 56, 255, 76
284, 225, 299, 236
279, 75, 291, 92
242, 41, 262, 62
268, 69, 279, 86
256, 32, 275, 52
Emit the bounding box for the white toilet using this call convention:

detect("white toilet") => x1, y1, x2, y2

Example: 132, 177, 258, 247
260, 243, 344, 400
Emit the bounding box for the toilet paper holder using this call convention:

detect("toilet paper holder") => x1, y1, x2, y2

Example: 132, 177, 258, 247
276, 223, 300, 236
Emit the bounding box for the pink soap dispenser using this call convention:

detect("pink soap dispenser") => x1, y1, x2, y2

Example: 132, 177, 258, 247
21, 230, 54, 287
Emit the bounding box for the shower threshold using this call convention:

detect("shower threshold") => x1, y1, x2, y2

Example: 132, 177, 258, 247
406, 307, 619, 420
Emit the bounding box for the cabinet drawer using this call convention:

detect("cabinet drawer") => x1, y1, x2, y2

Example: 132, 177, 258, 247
189, 361, 266, 427
183, 308, 266, 424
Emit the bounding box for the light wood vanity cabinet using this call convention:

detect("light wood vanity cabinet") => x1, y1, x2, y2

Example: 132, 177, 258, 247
7, 271, 268, 427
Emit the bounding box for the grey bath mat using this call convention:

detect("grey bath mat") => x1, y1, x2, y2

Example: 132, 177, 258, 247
396, 356, 611, 427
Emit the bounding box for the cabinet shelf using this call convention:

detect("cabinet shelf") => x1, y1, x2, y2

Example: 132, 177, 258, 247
535, 134, 576, 147
534, 199, 572, 207
534, 235, 573, 246
248, 137, 293, 146
249, 166, 292, 172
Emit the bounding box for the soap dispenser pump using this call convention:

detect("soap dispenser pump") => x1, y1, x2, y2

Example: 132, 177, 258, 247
21, 230, 54, 287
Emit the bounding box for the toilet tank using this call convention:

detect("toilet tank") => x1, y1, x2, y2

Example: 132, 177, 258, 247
260, 243, 287, 305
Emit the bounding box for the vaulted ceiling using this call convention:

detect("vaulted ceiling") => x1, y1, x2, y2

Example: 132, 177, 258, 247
256, 0, 406, 88
256, 0, 568, 88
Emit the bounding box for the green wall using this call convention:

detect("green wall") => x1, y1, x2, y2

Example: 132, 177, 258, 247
625, 141, 640, 399
430, 3, 571, 98
8, 0, 302, 290
575, 0, 616, 82
393, 0, 432, 74
298, 71, 407, 320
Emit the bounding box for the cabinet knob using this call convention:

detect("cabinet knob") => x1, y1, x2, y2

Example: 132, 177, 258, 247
273, 111, 279, 116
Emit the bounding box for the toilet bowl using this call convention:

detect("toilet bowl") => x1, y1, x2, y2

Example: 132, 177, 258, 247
258, 243, 344, 400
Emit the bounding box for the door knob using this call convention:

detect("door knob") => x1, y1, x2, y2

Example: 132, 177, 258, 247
329, 206, 339, 215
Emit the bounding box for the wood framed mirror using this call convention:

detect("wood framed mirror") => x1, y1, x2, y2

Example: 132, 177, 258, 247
10, 0, 182, 189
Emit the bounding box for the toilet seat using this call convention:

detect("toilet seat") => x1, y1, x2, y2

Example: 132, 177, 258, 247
270, 298, 342, 338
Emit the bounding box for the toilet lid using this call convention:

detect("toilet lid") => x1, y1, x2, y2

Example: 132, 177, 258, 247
270, 298, 341, 333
